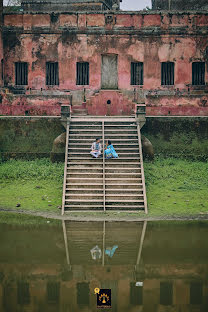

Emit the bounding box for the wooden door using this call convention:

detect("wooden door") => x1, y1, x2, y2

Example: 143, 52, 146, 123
101, 55, 118, 89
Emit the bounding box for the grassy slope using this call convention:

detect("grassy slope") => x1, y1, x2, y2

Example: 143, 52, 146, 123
0, 159, 64, 213
144, 158, 208, 216
0, 158, 208, 217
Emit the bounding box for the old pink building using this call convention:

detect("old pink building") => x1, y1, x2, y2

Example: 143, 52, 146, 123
0, 0, 207, 116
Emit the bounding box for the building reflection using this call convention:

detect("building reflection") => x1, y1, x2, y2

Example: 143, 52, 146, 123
0, 220, 208, 311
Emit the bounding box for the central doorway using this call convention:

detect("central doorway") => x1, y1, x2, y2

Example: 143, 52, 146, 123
101, 54, 118, 89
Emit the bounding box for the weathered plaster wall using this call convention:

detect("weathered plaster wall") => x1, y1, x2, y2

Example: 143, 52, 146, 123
152, 0, 208, 10
1, 12, 208, 116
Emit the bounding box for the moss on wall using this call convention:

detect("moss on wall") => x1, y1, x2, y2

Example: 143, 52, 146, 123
0, 117, 65, 159
142, 117, 208, 160
0, 116, 207, 160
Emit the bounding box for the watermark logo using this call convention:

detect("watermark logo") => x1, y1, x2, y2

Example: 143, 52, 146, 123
94, 288, 112, 309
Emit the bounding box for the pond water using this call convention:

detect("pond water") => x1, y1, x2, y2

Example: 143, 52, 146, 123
0, 220, 208, 311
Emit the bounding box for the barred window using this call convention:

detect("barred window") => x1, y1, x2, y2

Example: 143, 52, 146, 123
161, 62, 174, 86
192, 62, 205, 86
160, 282, 173, 305
17, 282, 30, 305
76, 62, 89, 85
46, 62, 59, 85
190, 282, 203, 305
130, 282, 143, 305
77, 283, 89, 305
47, 282, 60, 304
131, 62, 143, 85
15, 62, 28, 85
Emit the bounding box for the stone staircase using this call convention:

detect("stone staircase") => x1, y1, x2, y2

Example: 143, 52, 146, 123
62, 116, 147, 213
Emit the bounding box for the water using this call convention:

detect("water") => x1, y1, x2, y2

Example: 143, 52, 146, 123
0, 220, 208, 311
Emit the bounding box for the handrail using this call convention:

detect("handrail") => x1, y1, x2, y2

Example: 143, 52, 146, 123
61, 118, 70, 215
137, 122, 148, 214
102, 121, 106, 212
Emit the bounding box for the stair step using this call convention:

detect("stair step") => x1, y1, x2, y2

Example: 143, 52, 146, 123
68, 148, 139, 152
105, 173, 142, 178
68, 158, 140, 162
69, 129, 137, 133
65, 199, 104, 203
69, 139, 138, 142
106, 184, 143, 189
105, 169, 141, 173
68, 152, 140, 156
69, 134, 138, 137
67, 173, 103, 176
66, 178, 103, 182
66, 183, 103, 187
67, 168, 103, 172
66, 194, 104, 199
66, 189, 103, 193
105, 206, 145, 210
106, 194, 144, 198
105, 199, 144, 206
64, 206, 104, 210
106, 189, 143, 194
106, 179, 142, 183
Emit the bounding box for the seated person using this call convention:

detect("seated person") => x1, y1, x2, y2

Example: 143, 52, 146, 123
90, 138, 102, 158
104, 140, 118, 159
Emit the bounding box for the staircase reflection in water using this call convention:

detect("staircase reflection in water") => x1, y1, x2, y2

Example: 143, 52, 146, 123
0, 220, 208, 311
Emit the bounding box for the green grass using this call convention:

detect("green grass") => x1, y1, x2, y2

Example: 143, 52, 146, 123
144, 158, 208, 216
0, 159, 64, 213
0, 158, 208, 218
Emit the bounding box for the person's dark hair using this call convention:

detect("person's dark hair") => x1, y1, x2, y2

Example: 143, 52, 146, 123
108, 140, 112, 145
96, 138, 100, 142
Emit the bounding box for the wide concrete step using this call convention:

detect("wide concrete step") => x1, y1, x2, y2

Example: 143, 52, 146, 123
69, 139, 138, 143
106, 200, 144, 204
68, 154, 140, 163
105, 173, 142, 178
65, 199, 103, 203
106, 178, 142, 183
67, 173, 103, 177
68, 143, 138, 148
106, 189, 143, 194
105, 163, 141, 167
65, 206, 104, 210
71, 117, 135, 122
69, 128, 137, 133
68, 152, 140, 156
66, 183, 103, 188
67, 168, 103, 173
105, 184, 143, 189
68, 147, 139, 152
105, 168, 141, 173
67, 163, 103, 167
105, 206, 144, 211
66, 194, 103, 199
66, 189, 103, 194
105, 194, 144, 199
69, 135, 138, 139
66, 178, 103, 183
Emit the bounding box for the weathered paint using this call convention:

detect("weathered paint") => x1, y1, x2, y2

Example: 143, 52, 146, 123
0, 11, 207, 116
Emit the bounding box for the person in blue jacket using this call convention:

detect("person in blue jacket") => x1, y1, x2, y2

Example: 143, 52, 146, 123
104, 140, 118, 159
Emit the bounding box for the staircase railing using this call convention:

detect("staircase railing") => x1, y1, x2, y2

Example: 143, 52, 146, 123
62, 118, 70, 215
137, 123, 148, 214
102, 121, 106, 212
